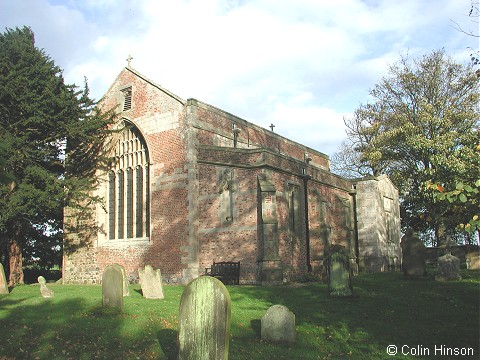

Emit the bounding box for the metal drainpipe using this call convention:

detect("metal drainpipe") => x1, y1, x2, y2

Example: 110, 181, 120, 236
351, 185, 360, 268
303, 173, 312, 273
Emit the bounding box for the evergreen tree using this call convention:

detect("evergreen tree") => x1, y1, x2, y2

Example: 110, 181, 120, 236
0, 27, 116, 285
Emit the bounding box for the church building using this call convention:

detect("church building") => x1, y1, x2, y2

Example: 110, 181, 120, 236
62, 65, 401, 285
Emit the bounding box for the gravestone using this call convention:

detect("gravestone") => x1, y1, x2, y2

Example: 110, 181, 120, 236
0, 263, 8, 294
120, 265, 130, 297
38, 276, 54, 298
261, 304, 296, 344
326, 245, 353, 297
178, 276, 231, 360
138, 265, 164, 299
102, 264, 124, 310
435, 253, 461, 281
466, 252, 480, 270
400, 229, 427, 277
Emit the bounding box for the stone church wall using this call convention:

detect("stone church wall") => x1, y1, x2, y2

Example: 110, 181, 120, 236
354, 175, 401, 272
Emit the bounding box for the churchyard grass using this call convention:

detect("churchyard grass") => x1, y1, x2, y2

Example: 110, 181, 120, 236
0, 270, 478, 359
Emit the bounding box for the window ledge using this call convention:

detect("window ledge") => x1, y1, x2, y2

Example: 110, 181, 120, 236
100, 237, 150, 247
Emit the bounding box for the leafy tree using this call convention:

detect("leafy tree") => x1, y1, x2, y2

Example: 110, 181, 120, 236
428, 177, 480, 236
332, 50, 480, 246
0, 27, 116, 285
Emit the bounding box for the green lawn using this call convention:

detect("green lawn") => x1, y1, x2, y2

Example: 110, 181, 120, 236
0, 270, 478, 359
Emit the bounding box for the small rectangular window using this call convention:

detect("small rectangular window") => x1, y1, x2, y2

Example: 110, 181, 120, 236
122, 87, 132, 111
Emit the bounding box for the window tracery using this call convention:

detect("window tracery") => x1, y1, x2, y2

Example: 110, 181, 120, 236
107, 122, 149, 240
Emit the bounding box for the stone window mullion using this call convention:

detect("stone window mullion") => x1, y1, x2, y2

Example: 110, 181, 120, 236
108, 171, 116, 240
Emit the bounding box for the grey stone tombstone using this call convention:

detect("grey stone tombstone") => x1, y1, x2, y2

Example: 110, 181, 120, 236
120, 265, 130, 297
400, 229, 427, 278
178, 276, 231, 360
261, 304, 296, 344
38, 276, 54, 298
466, 252, 480, 270
138, 265, 164, 299
0, 263, 8, 294
435, 253, 461, 281
102, 264, 124, 310
326, 245, 353, 297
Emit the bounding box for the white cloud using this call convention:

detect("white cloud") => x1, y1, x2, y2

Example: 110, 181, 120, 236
2, 0, 473, 157
269, 103, 351, 156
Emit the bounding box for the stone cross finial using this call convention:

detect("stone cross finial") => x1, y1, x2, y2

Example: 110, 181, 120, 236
126, 54, 133, 68
269, 123, 275, 132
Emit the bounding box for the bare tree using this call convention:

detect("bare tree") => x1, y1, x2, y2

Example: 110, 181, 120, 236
451, 0, 479, 66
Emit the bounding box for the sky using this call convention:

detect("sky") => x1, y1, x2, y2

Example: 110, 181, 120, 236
1, 0, 478, 157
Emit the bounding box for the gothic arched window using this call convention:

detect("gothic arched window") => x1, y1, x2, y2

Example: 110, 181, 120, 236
107, 122, 149, 240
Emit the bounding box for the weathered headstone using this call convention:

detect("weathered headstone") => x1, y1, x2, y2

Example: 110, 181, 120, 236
38, 276, 54, 298
102, 264, 124, 310
261, 304, 296, 344
326, 245, 353, 297
0, 263, 8, 295
401, 229, 427, 278
466, 252, 480, 270
435, 253, 461, 281
120, 265, 130, 297
178, 276, 231, 360
138, 265, 164, 299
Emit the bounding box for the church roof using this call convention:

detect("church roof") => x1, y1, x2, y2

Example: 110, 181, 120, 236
124, 66, 186, 105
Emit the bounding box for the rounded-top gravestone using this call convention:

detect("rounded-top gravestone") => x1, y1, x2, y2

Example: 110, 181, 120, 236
178, 276, 231, 360
325, 244, 353, 297
261, 304, 296, 344
102, 264, 125, 310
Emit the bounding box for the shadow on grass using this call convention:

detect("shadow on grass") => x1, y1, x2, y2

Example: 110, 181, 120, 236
227, 270, 480, 359
0, 295, 29, 310
157, 328, 178, 360
0, 271, 478, 360
0, 296, 123, 358
250, 319, 261, 339
133, 288, 143, 296
0, 285, 164, 359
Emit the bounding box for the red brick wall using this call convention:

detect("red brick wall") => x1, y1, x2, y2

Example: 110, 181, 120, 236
64, 68, 191, 284
197, 165, 259, 283
189, 100, 329, 169
64, 69, 358, 285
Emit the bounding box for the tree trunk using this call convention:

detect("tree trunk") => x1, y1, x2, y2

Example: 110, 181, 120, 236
434, 220, 446, 248
8, 238, 23, 286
